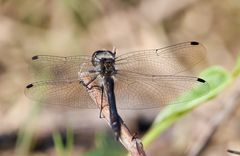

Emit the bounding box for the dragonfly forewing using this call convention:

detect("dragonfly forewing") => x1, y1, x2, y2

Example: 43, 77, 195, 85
115, 41, 207, 76
30, 55, 91, 81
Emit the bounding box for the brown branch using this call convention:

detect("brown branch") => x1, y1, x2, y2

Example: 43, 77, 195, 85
80, 76, 147, 156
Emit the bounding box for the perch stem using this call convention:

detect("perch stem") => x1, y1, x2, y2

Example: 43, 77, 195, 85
81, 76, 146, 156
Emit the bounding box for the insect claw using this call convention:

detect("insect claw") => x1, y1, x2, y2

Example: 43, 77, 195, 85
131, 132, 138, 141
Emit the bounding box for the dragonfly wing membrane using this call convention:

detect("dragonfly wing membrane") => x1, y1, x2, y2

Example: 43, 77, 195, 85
115, 41, 207, 76
30, 55, 92, 81
114, 70, 209, 109
25, 80, 97, 109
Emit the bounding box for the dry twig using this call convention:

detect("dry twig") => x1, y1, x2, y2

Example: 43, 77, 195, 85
81, 76, 147, 156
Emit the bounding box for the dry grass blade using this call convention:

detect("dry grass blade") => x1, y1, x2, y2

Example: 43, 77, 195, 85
227, 149, 240, 155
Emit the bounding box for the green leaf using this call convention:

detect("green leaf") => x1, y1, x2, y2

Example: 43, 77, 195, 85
142, 66, 231, 147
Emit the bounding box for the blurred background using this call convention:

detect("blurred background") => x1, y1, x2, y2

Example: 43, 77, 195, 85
0, 0, 239, 156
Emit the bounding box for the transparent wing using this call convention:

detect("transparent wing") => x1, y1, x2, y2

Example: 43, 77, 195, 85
114, 70, 209, 109
24, 80, 97, 109
29, 55, 92, 81
115, 41, 207, 75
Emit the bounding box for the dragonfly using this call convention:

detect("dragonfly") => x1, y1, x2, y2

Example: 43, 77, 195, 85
25, 41, 209, 139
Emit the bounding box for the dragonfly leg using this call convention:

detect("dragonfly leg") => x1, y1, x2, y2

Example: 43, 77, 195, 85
86, 85, 101, 90
79, 75, 98, 90
80, 79, 105, 118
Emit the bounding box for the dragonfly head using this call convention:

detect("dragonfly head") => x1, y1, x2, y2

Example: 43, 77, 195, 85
92, 50, 116, 67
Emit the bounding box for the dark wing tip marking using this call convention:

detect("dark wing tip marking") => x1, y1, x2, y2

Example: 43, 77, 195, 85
26, 83, 34, 89
32, 55, 39, 60
190, 41, 199, 45
197, 78, 206, 83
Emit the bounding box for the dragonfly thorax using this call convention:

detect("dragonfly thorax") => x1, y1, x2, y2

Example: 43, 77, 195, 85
92, 50, 116, 76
